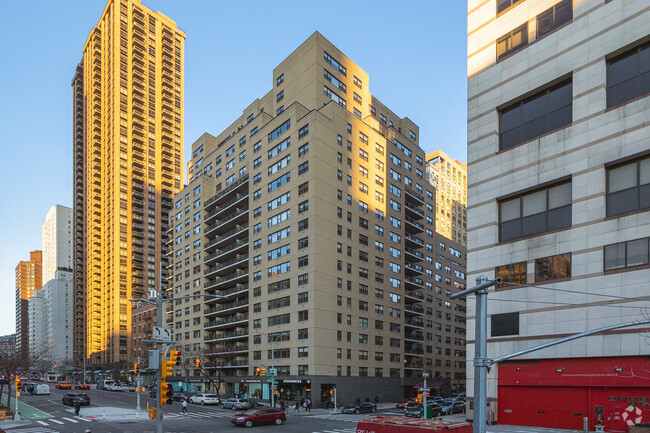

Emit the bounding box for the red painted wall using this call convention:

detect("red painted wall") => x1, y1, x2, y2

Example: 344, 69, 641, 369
497, 357, 650, 432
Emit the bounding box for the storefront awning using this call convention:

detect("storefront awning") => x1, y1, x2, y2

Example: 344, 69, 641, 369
93, 370, 102, 373
105, 370, 112, 373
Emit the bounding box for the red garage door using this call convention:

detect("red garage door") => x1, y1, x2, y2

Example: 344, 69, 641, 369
498, 386, 589, 430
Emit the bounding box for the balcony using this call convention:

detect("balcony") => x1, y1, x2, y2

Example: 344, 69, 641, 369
204, 284, 248, 303
204, 225, 248, 251
204, 193, 248, 223
204, 175, 249, 210
205, 206, 248, 236
204, 254, 248, 277
405, 234, 424, 249
205, 330, 249, 342
405, 217, 425, 234
204, 270, 248, 291
405, 304, 424, 315
204, 299, 249, 317
405, 187, 425, 205
405, 318, 424, 329
204, 313, 248, 330
405, 262, 425, 276
404, 202, 425, 219
404, 289, 424, 302
405, 247, 424, 262
204, 238, 249, 265
405, 276, 425, 289
404, 331, 424, 342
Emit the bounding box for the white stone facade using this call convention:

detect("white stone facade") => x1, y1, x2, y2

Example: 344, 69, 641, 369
43, 270, 73, 365
467, 0, 650, 420
42, 205, 72, 285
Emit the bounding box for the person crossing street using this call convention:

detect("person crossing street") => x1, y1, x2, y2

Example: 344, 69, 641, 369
182, 398, 188, 415
74, 400, 82, 417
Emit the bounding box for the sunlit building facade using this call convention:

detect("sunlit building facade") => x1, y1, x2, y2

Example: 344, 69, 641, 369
15, 250, 42, 360
426, 150, 467, 246
73, 0, 185, 368
467, 0, 650, 430
169, 32, 468, 404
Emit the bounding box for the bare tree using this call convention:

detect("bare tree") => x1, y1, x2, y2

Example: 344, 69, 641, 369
0, 350, 29, 417
191, 341, 239, 398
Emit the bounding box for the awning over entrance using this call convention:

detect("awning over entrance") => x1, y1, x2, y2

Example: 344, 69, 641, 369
93, 370, 102, 373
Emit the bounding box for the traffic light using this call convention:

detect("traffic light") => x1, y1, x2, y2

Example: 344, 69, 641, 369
170, 349, 181, 366
195, 359, 201, 368
134, 363, 140, 375
160, 382, 173, 406
255, 367, 266, 376
15, 377, 21, 390
161, 359, 172, 379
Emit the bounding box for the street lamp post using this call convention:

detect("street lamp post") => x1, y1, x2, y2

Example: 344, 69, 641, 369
255, 332, 282, 408
129, 291, 225, 433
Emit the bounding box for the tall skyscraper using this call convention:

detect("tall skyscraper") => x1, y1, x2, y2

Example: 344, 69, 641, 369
467, 0, 650, 430
15, 250, 42, 360
73, 0, 185, 367
426, 150, 467, 246
42, 205, 73, 284
168, 32, 468, 403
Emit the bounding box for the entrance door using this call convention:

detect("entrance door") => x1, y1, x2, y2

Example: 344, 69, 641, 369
606, 402, 628, 433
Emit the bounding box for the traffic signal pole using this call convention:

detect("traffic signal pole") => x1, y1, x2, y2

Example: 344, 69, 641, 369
156, 288, 163, 433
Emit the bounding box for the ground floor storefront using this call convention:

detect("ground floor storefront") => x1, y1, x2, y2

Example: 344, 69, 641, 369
497, 356, 649, 432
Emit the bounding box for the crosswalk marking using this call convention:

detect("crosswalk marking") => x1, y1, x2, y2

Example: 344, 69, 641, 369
78, 416, 92, 421
61, 417, 78, 423
36, 420, 49, 426
49, 419, 64, 424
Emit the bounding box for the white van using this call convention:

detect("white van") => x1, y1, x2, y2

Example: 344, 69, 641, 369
24, 383, 50, 395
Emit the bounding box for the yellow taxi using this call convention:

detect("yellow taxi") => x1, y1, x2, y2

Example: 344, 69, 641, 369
56, 381, 72, 390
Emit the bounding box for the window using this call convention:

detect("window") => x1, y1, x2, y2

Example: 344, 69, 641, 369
276, 90, 284, 102
298, 310, 308, 321
276, 74, 284, 86
298, 255, 309, 267
254, 141, 262, 153
298, 124, 309, 138
495, 261, 527, 286
323, 51, 347, 75
268, 191, 290, 211
605, 237, 650, 271
607, 40, 650, 108
535, 254, 571, 282
268, 244, 290, 260
298, 273, 309, 286
298, 292, 308, 303
298, 218, 308, 231
496, 23, 528, 61
268, 261, 290, 276
268, 227, 290, 244
359, 149, 368, 161
497, 0, 523, 14
268, 155, 291, 176
268, 209, 290, 228
323, 85, 346, 108
606, 155, 650, 216
298, 237, 308, 249
500, 78, 572, 150
324, 68, 346, 91
298, 161, 309, 175
268, 120, 290, 143
499, 181, 571, 242
298, 347, 308, 357
268, 172, 290, 192
537, 0, 572, 38
353, 75, 362, 88
491, 312, 519, 336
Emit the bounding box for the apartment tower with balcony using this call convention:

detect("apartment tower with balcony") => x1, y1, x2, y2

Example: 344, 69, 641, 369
426, 150, 467, 247
169, 32, 468, 403
467, 0, 650, 430
15, 250, 42, 360
73, 0, 184, 368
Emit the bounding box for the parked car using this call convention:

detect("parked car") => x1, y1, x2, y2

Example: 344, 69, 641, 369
56, 381, 72, 390
189, 393, 219, 405
451, 393, 466, 402
230, 407, 286, 428
62, 393, 90, 406
441, 400, 466, 415
97, 379, 113, 390
342, 402, 377, 414
222, 398, 251, 410
396, 398, 416, 409
404, 403, 443, 418
74, 383, 90, 390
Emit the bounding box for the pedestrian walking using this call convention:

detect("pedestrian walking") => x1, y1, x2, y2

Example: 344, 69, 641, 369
294, 400, 300, 414
74, 400, 81, 417
182, 398, 188, 415
306, 399, 311, 412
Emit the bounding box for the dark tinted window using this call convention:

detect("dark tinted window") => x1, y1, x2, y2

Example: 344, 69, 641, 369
500, 79, 572, 150
497, 24, 528, 61
607, 40, 650, 107
537, 0, 572, 38
604, 237, 649, 271
606, 155, 650, 217
535, 254, 571, 282
499, 181, 572, 242
491, 312, 519, 337
495, 261, 527, 286
497, 0, 524, 14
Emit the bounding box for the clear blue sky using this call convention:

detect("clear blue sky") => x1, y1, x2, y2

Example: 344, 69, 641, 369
0, 0, 467, 335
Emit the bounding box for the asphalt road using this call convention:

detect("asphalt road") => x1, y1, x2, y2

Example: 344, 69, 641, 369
2, 386, 407, 433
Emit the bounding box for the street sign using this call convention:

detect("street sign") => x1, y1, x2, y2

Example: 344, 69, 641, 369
264, 372, 276, 376
269, 368, 277, 375
423, 392, 430, 397
418, 387, 430, 392
152, 326, 172, 341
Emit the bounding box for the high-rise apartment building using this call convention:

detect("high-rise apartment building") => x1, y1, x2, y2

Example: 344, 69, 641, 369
426, 150, 467, 246
73, 0, 185, 368
15, 250, 42, 360
169, 32, 468, 404
467, 0, 650, 430
42, 205, 73, 285
28, 290, 45, 360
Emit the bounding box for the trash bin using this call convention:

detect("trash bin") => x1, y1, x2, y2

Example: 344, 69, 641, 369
424, 405, 432, 419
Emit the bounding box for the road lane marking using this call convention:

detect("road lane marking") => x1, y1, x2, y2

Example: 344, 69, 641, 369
62, 417, 78, 423
49, 419, 64, 424
78, 416, 91, 421
37, 421, 49, 426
